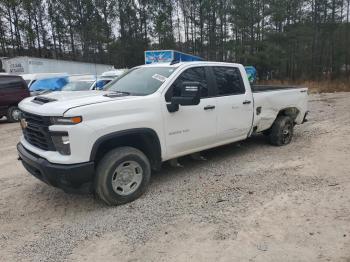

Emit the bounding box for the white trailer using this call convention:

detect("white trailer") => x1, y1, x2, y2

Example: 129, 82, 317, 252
1, 56, 114, 75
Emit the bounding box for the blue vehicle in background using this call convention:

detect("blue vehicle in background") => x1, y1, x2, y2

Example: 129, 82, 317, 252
29, 75, 69, 96
245, 66, 257, 84
145, 50, 203, 64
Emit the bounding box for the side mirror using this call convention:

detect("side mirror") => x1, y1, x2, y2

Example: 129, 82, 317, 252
167, 82, 201, 113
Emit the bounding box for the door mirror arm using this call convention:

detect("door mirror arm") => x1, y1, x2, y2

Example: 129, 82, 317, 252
167, 102, 180, 113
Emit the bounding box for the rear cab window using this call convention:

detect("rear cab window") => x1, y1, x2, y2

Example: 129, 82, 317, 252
212, 67, 245, 96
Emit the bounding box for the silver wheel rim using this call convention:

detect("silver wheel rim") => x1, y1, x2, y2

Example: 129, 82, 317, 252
12, 108, 21, 121
111, 161, 143, 196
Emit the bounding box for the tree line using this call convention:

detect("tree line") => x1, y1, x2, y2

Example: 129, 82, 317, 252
0, 0, 349, 80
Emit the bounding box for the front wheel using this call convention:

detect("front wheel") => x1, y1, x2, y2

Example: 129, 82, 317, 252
7, 106, 21, 122
94, 147, 151, 206
268, 116, 294, 146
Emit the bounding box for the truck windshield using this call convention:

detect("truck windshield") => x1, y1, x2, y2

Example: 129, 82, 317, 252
105, 67, 177, 95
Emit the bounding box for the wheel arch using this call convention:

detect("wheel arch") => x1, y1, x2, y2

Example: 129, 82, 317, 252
277, 107, 301, 122
90, 128, 162, 170
7, 102, 20, 109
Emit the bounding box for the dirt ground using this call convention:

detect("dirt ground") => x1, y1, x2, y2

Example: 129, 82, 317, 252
0, 92, 350, 262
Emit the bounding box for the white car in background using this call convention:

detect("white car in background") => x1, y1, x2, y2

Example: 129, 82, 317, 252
62, 75, 113, 91
101, 69, 127, 79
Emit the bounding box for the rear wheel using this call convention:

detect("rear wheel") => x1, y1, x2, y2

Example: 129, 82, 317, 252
268, 116, 294, 146
94, 147, 151, 206
7, 106, 21, 122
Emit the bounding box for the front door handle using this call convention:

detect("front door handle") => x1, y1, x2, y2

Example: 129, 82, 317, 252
204, 105, 216, 110
243, 100, 252, 105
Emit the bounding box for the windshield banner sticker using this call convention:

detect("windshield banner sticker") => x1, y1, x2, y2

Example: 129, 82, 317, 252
152, 74, 167, 83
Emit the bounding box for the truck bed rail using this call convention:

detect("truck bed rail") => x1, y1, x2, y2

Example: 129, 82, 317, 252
252, 85, 306, 93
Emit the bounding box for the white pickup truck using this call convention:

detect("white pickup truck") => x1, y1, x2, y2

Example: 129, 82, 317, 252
17, 62, 308, 205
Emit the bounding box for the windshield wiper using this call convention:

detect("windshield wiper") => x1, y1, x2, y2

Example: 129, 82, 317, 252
112, 90, 131, 95
104, 90, 131, 97
39, 90, 53, 94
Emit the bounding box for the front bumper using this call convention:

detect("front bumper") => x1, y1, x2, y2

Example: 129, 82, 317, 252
17, 143, 95, 193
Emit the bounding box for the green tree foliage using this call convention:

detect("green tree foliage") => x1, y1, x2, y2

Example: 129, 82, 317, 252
0, 0, 349, 79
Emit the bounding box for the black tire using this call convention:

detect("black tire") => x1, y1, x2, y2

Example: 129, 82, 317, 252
94, 147, 151, 206
268, 116, 294, 146
7, 106, 21, 123
262, 129, 270, 136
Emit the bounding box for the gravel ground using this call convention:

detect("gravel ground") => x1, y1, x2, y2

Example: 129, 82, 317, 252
0, 92, 350, 262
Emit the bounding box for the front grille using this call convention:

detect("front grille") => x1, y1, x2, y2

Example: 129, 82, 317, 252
22, 112, 55, 151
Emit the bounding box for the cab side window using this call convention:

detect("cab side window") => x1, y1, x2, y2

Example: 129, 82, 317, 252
165, 67, 208, 102
212, 67, 245, 96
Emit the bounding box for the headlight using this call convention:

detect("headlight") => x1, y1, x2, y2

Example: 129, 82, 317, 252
50, 116, 82, 125
51, 132, 71, 155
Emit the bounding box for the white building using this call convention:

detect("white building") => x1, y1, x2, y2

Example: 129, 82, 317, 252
1, 56, 114, 75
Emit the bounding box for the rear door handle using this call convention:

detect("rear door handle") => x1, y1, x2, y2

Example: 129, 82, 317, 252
204, 105, 216, 110
243, 100, 252, 105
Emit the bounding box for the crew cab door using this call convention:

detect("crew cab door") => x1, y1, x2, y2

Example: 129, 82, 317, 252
163, 66, 217, 158
211, 66, 254, 141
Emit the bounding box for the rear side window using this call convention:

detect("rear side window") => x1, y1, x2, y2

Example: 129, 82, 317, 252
0, 76, 24, 89
165, 67, 208, 102
212, 67, 245, 96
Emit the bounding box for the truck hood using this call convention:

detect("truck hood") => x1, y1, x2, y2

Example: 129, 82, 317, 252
19, 91, 134, 116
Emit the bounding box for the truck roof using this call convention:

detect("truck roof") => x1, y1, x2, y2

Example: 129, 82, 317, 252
139, 61, 243, 68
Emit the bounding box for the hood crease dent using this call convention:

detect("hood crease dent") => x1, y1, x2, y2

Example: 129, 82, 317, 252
19, 91, 134, 116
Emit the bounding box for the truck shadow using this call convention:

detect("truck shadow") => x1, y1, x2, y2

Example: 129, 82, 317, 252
151, 134, 269, 182
0, 116, 8, 124
19, 134, 269, 211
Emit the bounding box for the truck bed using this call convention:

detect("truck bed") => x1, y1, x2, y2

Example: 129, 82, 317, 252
252, 85, 305, 93
252, 85, 308, 133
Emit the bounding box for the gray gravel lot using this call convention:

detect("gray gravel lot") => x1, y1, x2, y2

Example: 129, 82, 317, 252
0, 92, 350, 262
